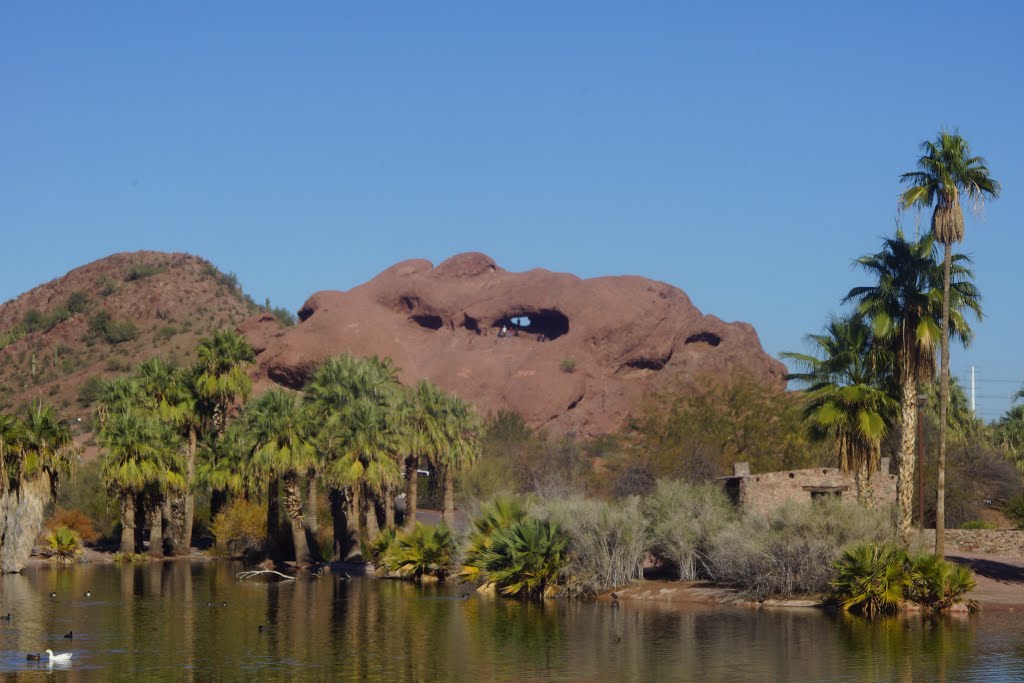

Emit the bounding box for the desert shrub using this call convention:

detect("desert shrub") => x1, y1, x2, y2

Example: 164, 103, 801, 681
387, 523, 457, 582
22, 309, 45, 331
45, 508, 100, 544
98, 277, 117, 297
54, 461, 119, 541
1003, 493, 1024, 529
538, 497, 647, 596
77, 376, 106, 406
559, 357, 576, 374
466, 517, 569, 600
642, 479, 737, 580
613, 465, 656, 499
66, 291, 91, 314
828, 544, 908, 617
125, 262, 163, 281
103, 319, 138, 344
707, 499, 895, 600
960, 520, 997, 530
44, 527, 84, 564
156, 325, 179, 342
0, 326, 26, 351
271, 307, 296, 327
210, 499, 266, 559
112, 552, 148, 563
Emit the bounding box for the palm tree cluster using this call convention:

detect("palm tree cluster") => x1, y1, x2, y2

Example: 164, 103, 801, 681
0, 403, 79, 573
95, 330, 482, 564
786, 129, 997, 552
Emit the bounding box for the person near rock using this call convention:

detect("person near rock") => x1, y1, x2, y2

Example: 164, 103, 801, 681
499, 325, 507, 338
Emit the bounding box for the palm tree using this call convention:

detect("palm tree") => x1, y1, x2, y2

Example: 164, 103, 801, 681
899, 130, 1000, 556
404, 381, 449, 530
783, 315, 897, 505
195, 329, 255, 518
0, 404, 78, 573
98, 407, 185, 555
845, 231, 981, 542
435, 392, 482, 525
245, 390, 318, 564
305, 354, 404, 556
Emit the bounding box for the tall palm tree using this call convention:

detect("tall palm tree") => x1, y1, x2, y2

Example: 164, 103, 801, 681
900, 130, 999, 556
305, 354, 404, 556
0, 404, 78, 573
845, 231, 981, 542
246, 390, 318, 564
99, 406, 185, 555
404, 381, 449, 530
783, 315, 897, 505
195, 329, 255, 517
435, 392, 482, 525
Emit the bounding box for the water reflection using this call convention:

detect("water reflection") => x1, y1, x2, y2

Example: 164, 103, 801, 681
0, 563, 1020, 681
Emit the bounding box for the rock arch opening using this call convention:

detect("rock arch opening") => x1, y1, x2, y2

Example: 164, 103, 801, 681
493, 309, 570, 340
685, 331, 721, 347
411, 314, 444, 330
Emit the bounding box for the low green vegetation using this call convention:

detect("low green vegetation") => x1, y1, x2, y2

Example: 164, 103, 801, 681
829, 543, 978, 616
125, 262, 165, 281
44, 526, 83, 564
87, 310, 139, 344
210, 499, 266, 559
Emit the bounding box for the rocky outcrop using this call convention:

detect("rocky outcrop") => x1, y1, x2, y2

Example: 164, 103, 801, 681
250, 252, 786, 436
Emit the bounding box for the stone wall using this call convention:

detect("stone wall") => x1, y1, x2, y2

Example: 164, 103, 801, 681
724, 459, 897, 514
917, 529, 1024, 557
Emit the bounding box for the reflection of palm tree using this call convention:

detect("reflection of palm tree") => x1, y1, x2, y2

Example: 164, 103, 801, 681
0, 403, 78, 573
784, 316, 896, 505
899, 130, 999, 556
845, 231, 980, 540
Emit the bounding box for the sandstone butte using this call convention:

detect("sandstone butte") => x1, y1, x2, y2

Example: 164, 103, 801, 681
244, 252, 786, 436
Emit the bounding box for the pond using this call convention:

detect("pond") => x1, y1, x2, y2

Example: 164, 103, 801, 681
1, 562, 1021, 681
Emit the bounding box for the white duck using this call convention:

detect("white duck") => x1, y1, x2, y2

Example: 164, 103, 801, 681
45, 649, 72, 661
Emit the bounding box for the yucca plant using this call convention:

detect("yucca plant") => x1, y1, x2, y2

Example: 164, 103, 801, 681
390, 523, 456, 581
829, 543, 908, 617
45, 526, 83, 564
474, 517, 569, 600
905, 554, 979, 613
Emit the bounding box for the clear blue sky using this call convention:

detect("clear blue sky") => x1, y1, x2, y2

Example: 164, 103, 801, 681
3, 2, 1022, 421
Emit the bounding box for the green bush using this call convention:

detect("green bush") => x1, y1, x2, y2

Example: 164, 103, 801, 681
387, 523, 457, 582
467, 517, 569, 599
905, 553, 979, 612
828, 544, 908, 617
112, 552, 148, 564
98, 277, 117, 297
707, 499, 895, 599
642, 479, 736, 580
539, 497, 647, 596
87, 311, 138, 344
960, 520, 997, 530
44, 526, 84, 564
210, 499, 267, 559
461, 495, 531, 583
77, 376, 106, 406
125, 262, 164, 281
559, 357, 576, 374
66, 291, 91, 314
1003, 493, 1024, 529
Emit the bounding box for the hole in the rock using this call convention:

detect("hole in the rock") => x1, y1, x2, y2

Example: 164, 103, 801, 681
297, 305, 314, 322
493, 309, 569, 340
623, 356, 670, 371
463, 314, 479, 332
411, 314, 444, 330
685, 331, 722, 346
567, 395, 582, 411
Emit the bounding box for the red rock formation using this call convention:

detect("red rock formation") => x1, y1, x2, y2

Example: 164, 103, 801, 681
250, 253, 785, 436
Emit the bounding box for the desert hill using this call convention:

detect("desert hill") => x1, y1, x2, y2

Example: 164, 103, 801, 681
248, 252, 786, 436
0, 251, 266, 422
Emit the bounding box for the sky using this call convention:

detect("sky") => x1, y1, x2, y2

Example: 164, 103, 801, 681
2, 2, 1022, 421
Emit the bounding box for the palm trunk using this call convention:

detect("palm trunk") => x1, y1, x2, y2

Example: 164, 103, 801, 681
329, 487, 351, 561
442, 469, 455, 526
304, 472, 319, 534
148, 499, 164, 557
384, 488, 395, 530
134, 494, 146, 552
177, 426, 198, 555
364, 491, 380, 539
283, 472, 312, 564
936, 242, 952, 557
404, 455, 419, 530
853, 461, 867, 507
897, 374, 918, 545
267, 477, 280, 560
162, 498, 176, 556
347, 486, 362, 560
120, 494, 137, 554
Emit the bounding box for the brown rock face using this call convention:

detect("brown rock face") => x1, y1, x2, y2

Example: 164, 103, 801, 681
252, 253, 786, 436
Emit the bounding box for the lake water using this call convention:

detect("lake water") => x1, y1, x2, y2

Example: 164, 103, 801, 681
1, 561, 1021, 681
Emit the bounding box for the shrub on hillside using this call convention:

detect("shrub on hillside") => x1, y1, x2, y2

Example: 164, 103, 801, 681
538, 497, 647, 596
707, 499, 895, 600
642, 479, 737, 580
125, 262, 164, 281
210, 499, 266, 559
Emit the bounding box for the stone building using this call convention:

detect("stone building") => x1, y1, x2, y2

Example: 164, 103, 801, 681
719, 460, 897, 513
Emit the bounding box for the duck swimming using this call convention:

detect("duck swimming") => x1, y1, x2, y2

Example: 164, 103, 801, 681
49, 592, 57, 598
46, 649, 72, 661
64, 631, 73, 639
